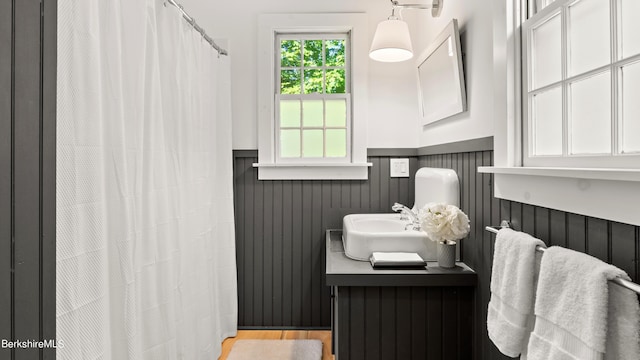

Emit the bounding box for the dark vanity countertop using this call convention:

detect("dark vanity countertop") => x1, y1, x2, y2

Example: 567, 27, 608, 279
325, 230, 477, 287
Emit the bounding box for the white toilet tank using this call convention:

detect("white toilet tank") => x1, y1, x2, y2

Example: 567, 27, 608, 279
413, 168, 460, 211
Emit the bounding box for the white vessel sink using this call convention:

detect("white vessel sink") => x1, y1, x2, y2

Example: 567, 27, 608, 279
342, 213, 437, 261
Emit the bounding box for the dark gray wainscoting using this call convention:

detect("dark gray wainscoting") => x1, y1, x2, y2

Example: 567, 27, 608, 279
233, 151, 418, 327
334, 286, 474, 360
232, 144, 639, 358
418, 150, 640, 360
1, 0, 57, 359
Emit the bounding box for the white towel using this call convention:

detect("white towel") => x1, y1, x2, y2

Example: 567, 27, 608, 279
527, 246, 640, 360
487, 228, 546, 357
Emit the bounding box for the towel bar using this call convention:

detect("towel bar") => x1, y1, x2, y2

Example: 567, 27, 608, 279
485, 222, 640, 295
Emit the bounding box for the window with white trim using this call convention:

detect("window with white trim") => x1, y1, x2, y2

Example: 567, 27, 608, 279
256, 13, 369, 180
276, 34, 351, 163
523, 0, 640, 168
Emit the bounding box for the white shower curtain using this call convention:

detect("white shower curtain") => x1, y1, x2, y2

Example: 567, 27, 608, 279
56, 0, 237, 358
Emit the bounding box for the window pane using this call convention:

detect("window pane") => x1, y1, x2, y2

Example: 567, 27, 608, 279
532, 87, 563, 156
281, 40, 301, 67
304, 40, 323, 67
280, 100, 301, 127
302, 100, 323, 127
303, 130, 323, 157
569, 71, 611, 154
569, 0, 610, 76
532, 14, 562, 89
621, 61, 640, 153
325, 100, 347, 127
536, 0, 557, 12
304, 69, 323, 94
326, 129, 347, 157
281, 70, 301, 94
280, 129, 301, 157
326, 69, 346, 94
619, 0, 640, 59
325, 39, 345, 66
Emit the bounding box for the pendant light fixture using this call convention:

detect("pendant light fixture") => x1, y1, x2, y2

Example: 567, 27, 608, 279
369, 0, 442, 62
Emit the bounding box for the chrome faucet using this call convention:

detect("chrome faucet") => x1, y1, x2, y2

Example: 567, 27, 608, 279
392, 202, 420, 230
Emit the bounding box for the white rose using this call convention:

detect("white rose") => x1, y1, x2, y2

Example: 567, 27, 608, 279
445, 204, 470, 240
418, 203, 470, 242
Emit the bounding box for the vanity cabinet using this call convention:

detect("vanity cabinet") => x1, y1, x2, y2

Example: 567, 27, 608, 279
325, 230, 477, 360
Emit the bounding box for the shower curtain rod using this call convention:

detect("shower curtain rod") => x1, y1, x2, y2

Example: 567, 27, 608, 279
167, 0, 228, 56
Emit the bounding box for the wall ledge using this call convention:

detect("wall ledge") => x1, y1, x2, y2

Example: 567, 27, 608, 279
233, 137, 495, 159
479, 166, 640, 182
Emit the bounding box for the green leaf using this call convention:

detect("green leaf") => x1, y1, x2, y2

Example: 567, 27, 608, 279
326, 69, 345, 94
304, 40, 323, 67
325, 40, 345, 67
304, 69, 323, 94
281, 40, 301, 67
281, 69, 301, 94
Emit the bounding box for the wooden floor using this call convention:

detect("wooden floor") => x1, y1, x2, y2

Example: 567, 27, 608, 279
218, 330, 332, 360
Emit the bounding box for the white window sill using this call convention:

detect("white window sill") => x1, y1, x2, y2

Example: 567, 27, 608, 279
253, 162, 372, 180
478, 166, 640, 182
478, 166, 640, 226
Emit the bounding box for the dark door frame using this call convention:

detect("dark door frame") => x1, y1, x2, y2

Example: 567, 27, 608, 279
1, 0, 57, 359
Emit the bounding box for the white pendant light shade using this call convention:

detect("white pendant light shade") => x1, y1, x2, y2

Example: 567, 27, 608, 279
369, 19, 414, 62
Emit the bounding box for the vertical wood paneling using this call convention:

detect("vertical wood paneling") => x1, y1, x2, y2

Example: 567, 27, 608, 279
441, 288, 458, 359
242, 160, 254, 324
334, 286, 476, 360
364, 287, 381, 360
379, 159, 390, 210
254, 170, 265, 324
550, 210, 567, 247
263, 180, 273, 325
337, 287, 350, 356
348, 287, 365, 359
458, 287, 475, 358
395, 287, 411, 360
425, 288, 442, 359
291, 180, 303, 325
410, 287, 427, 359
417, 149, 640, 360
535, 207, 550, 245
567, 214, 586, 253
1, 0, 57, 357
272, 180, 283, 325
522, 204, 535, 235
0, 1, 13, 356
14, 1, 42, 358
587, 217, 609, 261
611, 223, 637, 280
282, 179, 293, 325
233, 153, 416, 328
233, 147, 640, 360
380, 288, 396, 360
311, 181, 323, 326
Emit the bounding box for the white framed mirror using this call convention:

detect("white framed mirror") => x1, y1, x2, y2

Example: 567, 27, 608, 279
416, 19, 467, 125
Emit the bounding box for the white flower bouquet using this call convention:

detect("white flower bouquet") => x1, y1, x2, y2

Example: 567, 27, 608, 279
418, 203, 470, 244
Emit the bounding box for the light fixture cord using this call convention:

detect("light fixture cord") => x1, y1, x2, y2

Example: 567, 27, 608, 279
388, 1, 404, 20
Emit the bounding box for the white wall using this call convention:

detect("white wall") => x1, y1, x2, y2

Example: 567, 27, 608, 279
180, 0, 494, 149
180, 0, 423, 149
411, 0, 495, 147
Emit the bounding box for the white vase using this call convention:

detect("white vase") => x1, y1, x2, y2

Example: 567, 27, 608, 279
437, 240, 457, 268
